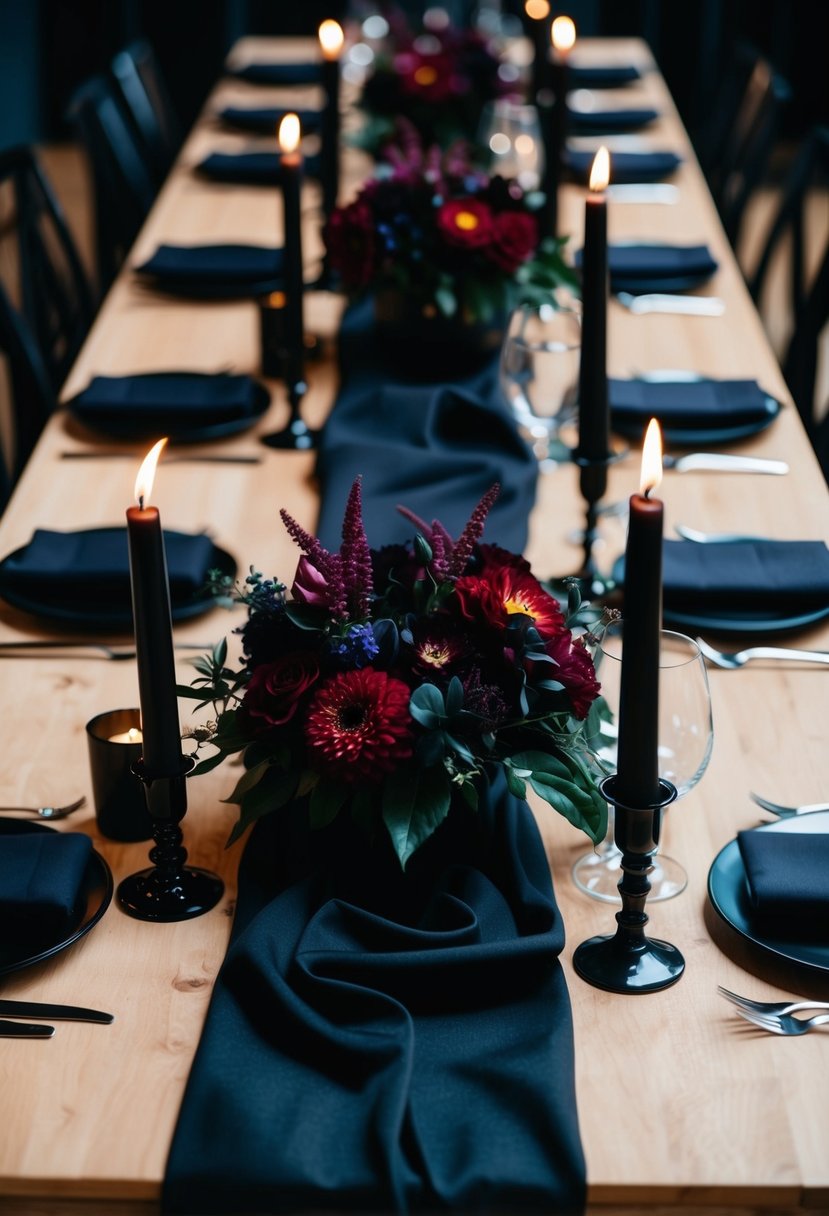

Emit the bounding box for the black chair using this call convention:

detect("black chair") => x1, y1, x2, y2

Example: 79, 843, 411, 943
67, 74, 157, 293
0, 145, 95, 393
708, 51, 791, 248
0, 284, 58, 507
748, 126, 829, 474
111, 39, 181, 187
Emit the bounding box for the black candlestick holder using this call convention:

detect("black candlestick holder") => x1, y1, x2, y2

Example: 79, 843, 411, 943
573, 775, 684, 993
261, 379, 319, 451
117, 755, 224, 922
570, 446, 626, 596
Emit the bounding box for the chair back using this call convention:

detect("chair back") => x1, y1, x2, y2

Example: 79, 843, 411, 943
111, 39, 181, 186
0, 279, 58, 506
0, 145, 94, 393
67, 74, 157, 292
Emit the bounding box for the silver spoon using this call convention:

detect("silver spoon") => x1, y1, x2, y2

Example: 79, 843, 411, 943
749, 793, 829, 817
0, 795, 87, 820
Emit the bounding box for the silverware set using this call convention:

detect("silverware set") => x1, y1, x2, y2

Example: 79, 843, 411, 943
0, 999, 114, 1039
696, 637, 829, 669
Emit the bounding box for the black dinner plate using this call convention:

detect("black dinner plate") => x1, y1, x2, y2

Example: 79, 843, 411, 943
610, 555, 829, 636
611, 392, 783, 447
707, 812, 829, 976
65, 372, 272, 444
0, 535, 236, 633
134, 275, 284, 301
612, 273, 716, 294
0, 819, 113, 976
568, 107, 659, 134
567, 64, 641, 88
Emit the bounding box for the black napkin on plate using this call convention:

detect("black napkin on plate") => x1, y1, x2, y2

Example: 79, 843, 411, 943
315, 300, 537, 552
662, 539, 829, 615
217, 105, 321, 135
606, 243, 718, 282
565, 148, 682, 184
195, 151, 320, 186
609, 378, 775, 431
67, 372, 267, 436
0, 527, 216, 607
0, 831, 91, 940
228, 61, 323, 86
737, 828, 829, 937
163, 773, 586, 1215
135, 243, 283, 291
568, 106, 659, 133
567, 63, 641, 88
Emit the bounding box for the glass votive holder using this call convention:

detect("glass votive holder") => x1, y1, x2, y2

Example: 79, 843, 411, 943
86, 709, 153, 842
258, 290, 287, 379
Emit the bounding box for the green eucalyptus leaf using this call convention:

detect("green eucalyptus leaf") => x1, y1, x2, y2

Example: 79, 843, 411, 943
505, 766, 528, 800
188, 750, 227, 777
221, 758, 271, 806
226, 768, 298, 845
382, 764, 452, 869
445, 675, 464, 718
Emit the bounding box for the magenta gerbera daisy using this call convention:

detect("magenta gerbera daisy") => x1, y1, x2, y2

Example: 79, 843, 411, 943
305, 669, 413, 782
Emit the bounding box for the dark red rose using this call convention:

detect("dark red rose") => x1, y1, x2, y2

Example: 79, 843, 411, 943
324, 198, 376, 289
242, 653, 320, 733
543, 633, 601, 719
454, 563, 566, 639
484, 210, 538, 273
436, 198, 495, 250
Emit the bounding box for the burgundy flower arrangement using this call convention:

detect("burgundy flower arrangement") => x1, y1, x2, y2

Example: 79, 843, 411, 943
183, 481, 607, 869
356, 12, 510, 153
325, 135, 576, 325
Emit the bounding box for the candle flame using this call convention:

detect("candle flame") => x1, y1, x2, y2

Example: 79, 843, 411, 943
135, 438, 168, 507
318, 19, 344, 59
640, 419, 663, 497
551, 15, 576, 52
278, 113, 301, 154
589, 145, 610, 192
524, 0, 550, 19
127, 727, 141, 743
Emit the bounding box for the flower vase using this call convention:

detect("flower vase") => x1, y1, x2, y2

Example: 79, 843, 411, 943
373, 287, 506, 381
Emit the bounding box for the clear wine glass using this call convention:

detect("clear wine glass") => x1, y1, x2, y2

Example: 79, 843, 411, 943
498, 302, 581, 470
478, 99, 543, 191
573, 622, 713, 902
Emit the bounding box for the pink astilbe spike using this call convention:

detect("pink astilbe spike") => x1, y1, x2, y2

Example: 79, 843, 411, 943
396, 504, 434, 539
429, 528, 449, 581
340, 477, 373, 618
448, 484, 501, 577
280, 507, 349, 620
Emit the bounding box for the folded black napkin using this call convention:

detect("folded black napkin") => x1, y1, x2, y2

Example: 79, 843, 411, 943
164, 774, 586, 1214
605, 243, 718, 282
217, 105, 321, 135
568, 106, 659, 133
67, 372, 267, 438
228, 61, 323, 86
136, 243, 282, 284
737, 828, 829, 936
0, 830, 92, 940
565, 148, 682, 184
0, 527, 216, 607
315, 301, 537, 552
195, 151, 320, 186
609, 378, 776, 431
662, 539, 829, 615
567, 63, 641, 88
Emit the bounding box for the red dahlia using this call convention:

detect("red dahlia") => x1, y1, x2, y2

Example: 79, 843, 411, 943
454, 564, 565, 639
305, 669, 413, 782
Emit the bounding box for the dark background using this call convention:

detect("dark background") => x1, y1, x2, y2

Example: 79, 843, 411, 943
0, 0, 827, 154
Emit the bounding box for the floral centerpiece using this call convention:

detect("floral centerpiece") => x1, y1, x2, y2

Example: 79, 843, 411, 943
355, 11, 510, 154
325, 133, 576, 335
182, 480, 607, 869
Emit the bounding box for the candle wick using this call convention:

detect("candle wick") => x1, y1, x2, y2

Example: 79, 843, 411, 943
138, 494, 145, 510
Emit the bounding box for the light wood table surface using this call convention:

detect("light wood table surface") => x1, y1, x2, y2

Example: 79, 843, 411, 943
0, 35, 827, 1216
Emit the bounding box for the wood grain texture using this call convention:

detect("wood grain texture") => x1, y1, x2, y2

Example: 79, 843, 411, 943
0, 35, 826, 1215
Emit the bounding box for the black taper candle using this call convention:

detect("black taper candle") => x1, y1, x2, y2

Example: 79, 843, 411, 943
278, 115, 305, 388
126, 440, 183, 777
576, 147, 610, 474
319, 20, 343, 220
616, 421, 664, 807
523, 1, 550, 103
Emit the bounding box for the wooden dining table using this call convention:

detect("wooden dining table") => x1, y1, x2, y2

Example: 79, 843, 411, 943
0, 33, 827, 1216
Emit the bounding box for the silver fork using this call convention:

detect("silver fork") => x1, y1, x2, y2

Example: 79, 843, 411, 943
696, 637, 829, 669
0, 795, 87, 820
749, 793, 829, 817
733, 1008, 829, 1036
718, 986, 829, 1017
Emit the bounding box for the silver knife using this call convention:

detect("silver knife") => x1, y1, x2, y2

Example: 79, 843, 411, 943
664, 453, 789, 474
0, 1021, 55, 1038
0, 999, 114, 1023
616, 292, 726, 316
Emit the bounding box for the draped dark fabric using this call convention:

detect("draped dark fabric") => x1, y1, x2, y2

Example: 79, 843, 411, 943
162, 300, 586, 1216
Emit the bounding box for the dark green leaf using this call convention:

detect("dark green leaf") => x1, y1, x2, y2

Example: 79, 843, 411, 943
445, 675, 464, 718
382, 764, 452, 869
505, 765, 528, 800
221, 758, 271, 806
188, 750, 227, 777
226, 768, 298, 845
309, 777, 349, 829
